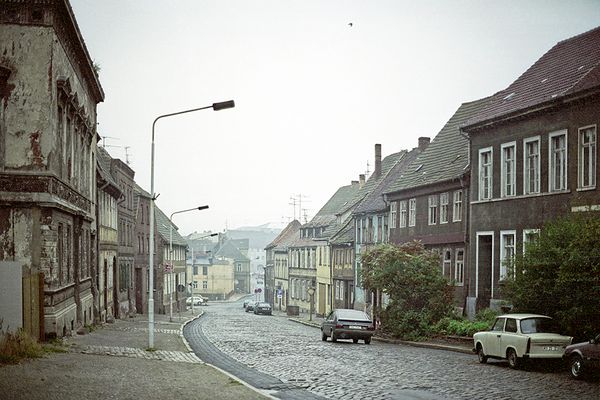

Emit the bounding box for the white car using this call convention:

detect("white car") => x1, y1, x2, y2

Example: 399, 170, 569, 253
473, 313, 572, 369
186, 296, 207, 306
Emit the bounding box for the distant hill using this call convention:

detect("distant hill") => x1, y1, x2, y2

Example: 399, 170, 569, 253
185, 224, 281, 251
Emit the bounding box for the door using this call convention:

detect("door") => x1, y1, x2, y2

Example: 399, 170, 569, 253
477, 234, 493, 310
135, 268, 143, 314
103, 258, 108, 316
318, 283, 326, 316
488, 317, 506, 357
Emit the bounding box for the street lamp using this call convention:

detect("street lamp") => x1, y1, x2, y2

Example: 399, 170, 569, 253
168, 206, 209, 322
148, 100, 234, 348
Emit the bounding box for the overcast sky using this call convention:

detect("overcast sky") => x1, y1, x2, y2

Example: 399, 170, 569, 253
70, 0, 600, 236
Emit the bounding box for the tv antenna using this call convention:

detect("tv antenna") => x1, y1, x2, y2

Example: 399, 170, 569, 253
101, 136, 120, 148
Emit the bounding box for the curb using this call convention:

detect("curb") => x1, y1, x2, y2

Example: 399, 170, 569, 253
286, 317, 473, 355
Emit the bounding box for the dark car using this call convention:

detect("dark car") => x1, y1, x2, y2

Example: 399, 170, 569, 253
321, 309, 375, 344
563, 333, 600, 379
254, 302, 272, 315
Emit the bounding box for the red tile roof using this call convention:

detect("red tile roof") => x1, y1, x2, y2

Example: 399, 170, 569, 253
464, 26, 600, 129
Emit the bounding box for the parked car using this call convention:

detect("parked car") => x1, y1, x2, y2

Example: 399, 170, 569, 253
563, 333, 600, 379
243, 299, 251, 309
245, 301, 255, 312
473, 313, 572, 369
321, 309, 375, 344
254, 302, 272, 315
186, 296, 207, 307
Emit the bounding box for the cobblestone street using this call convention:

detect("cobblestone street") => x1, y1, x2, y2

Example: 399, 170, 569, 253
185, 300, 599, 400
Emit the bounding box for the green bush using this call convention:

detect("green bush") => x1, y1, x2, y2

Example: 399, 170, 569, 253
502, 214, 600, 341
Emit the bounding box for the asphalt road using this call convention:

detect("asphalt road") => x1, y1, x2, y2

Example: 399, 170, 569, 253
184, 299, 599, 400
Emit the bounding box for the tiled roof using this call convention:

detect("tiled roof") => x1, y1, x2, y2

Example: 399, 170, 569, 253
303, 182, 362, 228
386, 98, 490, 194
265, 220, 301, 251
464, 26, 600, 129
96, 146, 120, 194
155, 206, 188, 246
214, 240, 250, 262
354, 148, 420, 214
330, 218, 354, 245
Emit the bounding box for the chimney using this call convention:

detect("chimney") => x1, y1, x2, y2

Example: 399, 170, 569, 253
374, 144, 382, 179
351, 180, 359, 186
418, 137, 430, 151
359, 174, 365, 188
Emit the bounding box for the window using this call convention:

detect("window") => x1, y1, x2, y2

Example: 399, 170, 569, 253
524, 137, 540, 194
439, 193, 448, 224
500, 231, 516, 280
549, 131, 567, 192
453, 190, 462, 222
389, 202, 397, 229
202, 281, 208, 289
202, 266, 208, 275
193, 280, 198, 289
492, 318, 505, 332
501, 142, 516, 197
455, 249, 464, 285
377, 216, 382, 242
408, 198, 416, 227
578, 125, 596, 189
428, 195, 438, 225
479, 148, 493, 200
442, 249, 451, 278
505, 318, 517, 333
399, 200, 407, 228
522, 228, 540, 254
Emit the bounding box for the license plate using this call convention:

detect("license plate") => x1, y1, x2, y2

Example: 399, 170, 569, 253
543, 346, 559, 351
349, 325, 363, 330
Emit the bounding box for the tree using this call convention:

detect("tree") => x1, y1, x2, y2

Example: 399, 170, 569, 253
361, 241, 454, 340
502, 214, 600, 341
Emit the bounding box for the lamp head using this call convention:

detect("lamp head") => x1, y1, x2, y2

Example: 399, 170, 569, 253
212, 100, 235, 111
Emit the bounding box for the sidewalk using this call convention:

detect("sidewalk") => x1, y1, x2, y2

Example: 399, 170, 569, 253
276, 309, 473, 355
0, 302, 271, 400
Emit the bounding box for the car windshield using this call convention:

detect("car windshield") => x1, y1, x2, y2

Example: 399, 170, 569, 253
336, 310, 370, 321
520, 317, 559, 334
257, 302, 270, 307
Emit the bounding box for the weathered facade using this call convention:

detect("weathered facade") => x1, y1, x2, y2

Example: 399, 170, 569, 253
96, 147, 120, 322
462, 27, 600, 316
112, 157, 135, 316
0, 0, 104, 338
265, 219, 300, 310
133, 184, 153, 315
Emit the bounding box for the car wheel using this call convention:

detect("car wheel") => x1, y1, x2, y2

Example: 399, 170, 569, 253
321, 331, 327, 341
477, 346, 488, 364
331, 330, 337, 343
569, 354, 584, 379
364, 337, 371, 345
507, 348, 520, 369
353, 338, 359, 344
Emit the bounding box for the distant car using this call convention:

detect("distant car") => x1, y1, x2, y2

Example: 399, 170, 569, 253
321, 309, 375, 344
245, 302, 255, 312
243, 299, 251, 308
473, 314, 572, 369
254, 302, 272, 315
563, 333, 600, 379
186, 296, 207, 307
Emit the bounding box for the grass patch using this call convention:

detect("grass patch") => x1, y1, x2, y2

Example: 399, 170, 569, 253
0, 326, 45, 365
228, 378, 242, 386
145, 347, 157, 352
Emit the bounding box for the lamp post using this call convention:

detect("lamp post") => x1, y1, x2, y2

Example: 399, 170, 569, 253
148, 100, 234, 349
168, 206, 209, 322
307, 286, 315, 322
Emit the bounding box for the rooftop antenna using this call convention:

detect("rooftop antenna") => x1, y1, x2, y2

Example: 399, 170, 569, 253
289, 196, 298, 220
101, 136, 120, 148
301, 208, 310, 224
365, 160, 371, 178
124, 146, 132, 165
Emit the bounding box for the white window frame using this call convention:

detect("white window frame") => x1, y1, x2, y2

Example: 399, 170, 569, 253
500, 230, 516, 280
439, 193, 449, 224
524, 136, 541, 195
549, 130, 568, 192
478, 147, 493, 200
399, 200, 407, 228
501, 142, 516, 198
389, 201, 397, 229
442, 249, 452, 277
453, 190, 462, 222
428, 195, 438, 225
454, 248, 464, 286
522, 228, 540, 254
578, 125, 597, 189
408, 198, 416, 227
